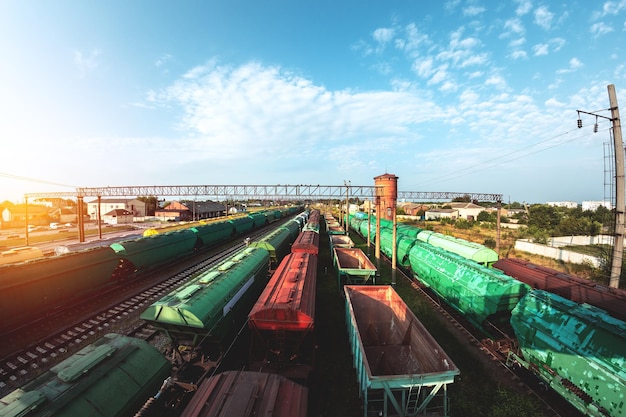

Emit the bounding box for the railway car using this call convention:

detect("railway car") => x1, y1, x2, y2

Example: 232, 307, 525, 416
248, 251, 318, 378
110, 228, 198, 273
377, 226, 419, 267
280, 220, 301, 241
349, 216, 365, 235
249, 212, 269, 228
395, 223, 422, 238
357, 217, 377, 241
54, 236, 131, 255
329, 235, 354, 252
180, 370, 308, 417
140, 246, 271, 349
291, 211, 309, 229
415, 229, 498, 266
0, 246, 45, 265
494, 258, 626, 322
408, 241, 530, 329
229, 215, 255, 234
333, 247, 377, 286
291, 230, 320, 255
344, 285, 460, 417
0, 333, 171, 417
509, 290, 626, 417
0, 247, 122, 333
191, 220, 235, 248
249, 226, 294, 265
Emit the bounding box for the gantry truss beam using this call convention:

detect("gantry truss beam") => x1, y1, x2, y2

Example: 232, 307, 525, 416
25, 184, 503, 202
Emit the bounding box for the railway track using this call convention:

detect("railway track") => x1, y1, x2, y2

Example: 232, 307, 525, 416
0, 235, 262, 397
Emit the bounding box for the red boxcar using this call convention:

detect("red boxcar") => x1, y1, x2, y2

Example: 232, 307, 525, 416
248, 251, 318, 378
493, 258, 626, 322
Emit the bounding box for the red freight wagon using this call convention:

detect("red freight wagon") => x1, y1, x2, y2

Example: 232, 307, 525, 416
494, 258, 626, 322
248, 251, 318, 378
291, 230, 320, 255
180, 370, 308, 417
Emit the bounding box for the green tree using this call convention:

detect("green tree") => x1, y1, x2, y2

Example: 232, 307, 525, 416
477, 210, 495, 223
528, 205, 560, 231
137, 196, 159, 216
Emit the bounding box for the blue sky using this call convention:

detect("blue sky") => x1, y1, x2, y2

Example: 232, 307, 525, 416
1, 0, 625, 204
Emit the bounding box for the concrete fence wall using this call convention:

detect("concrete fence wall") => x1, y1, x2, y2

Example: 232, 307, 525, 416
514, 237, 608, 268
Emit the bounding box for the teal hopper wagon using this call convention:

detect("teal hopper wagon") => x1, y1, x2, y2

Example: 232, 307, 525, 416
333, 247, 377, 287
344, 286, 460, 417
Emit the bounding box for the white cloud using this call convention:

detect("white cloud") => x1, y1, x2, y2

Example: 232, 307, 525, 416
502, 18, 526, 36
550, 37, 566, 51
569, 57, 583, 69
463, 6, 485, 16
155, 54, 172, 67
545, 97, 565, 108
534, 6, 554, 30
556, 57, 583, 74
533, 43, 549, 56
510, 50, 528, 60
428, 64, 450, 85
74, 49, 102, 77
514, 0, 533, 16
372, 28, 395, 47
485, 74, 507, 90
401, 23, 431, 52
594, 0, 626, 18
155, 61, 445, 168
444, 0, 461, 12
509, 37, 526, 48
590, 22, 614, 36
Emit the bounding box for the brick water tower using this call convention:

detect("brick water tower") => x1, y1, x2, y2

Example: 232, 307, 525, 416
374, 173, 398, 220
373, 173, 399, 287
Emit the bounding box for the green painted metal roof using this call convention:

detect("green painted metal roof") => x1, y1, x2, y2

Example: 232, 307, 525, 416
140, 247, 270, 333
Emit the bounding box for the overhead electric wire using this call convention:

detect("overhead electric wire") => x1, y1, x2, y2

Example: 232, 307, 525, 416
408, 121, 612, 190
0, 172, 78, 189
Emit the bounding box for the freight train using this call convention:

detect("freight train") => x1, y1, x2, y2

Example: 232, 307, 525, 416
139, 209, 320, 416
494, 257, 626, 323
0, 333, 172, 417
138, 211, 307, 354
248, 209, 320, 381
0, 207, 303, 334
348, 213, 626, 417
0, 332, 309, 417
0, 210, 314, 417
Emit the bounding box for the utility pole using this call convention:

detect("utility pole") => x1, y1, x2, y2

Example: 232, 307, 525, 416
577, 84, 623, 288
344, 180, 350, 234
608, 84, 624, 289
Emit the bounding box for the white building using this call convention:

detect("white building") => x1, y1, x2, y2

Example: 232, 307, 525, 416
425, 208, 459, 220
86, 198, 146, 220
582, 200, 612, 211
546, 201, 578, 209
448, 202, 485, 221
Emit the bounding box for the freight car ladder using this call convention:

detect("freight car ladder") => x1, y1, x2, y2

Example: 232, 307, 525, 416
405, 385, 421, 416
275, 328, 286, 360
